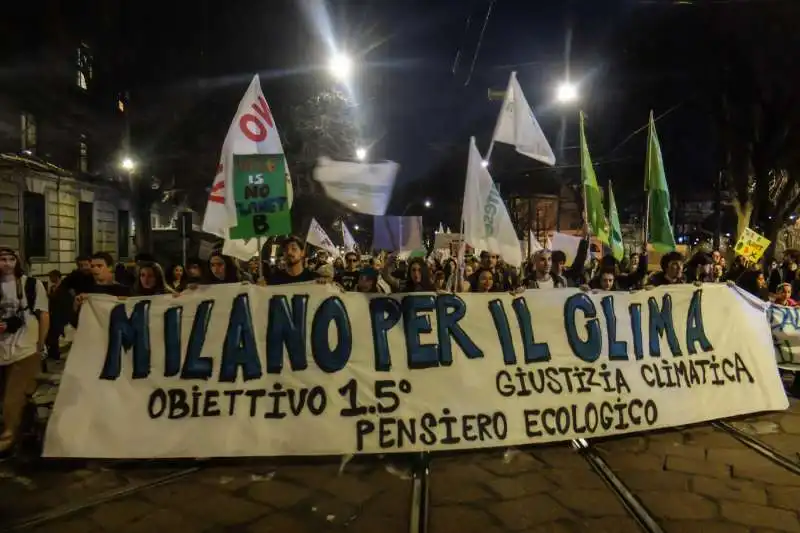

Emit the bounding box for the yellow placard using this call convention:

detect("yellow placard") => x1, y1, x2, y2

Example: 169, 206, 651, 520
734, 228, 771, 263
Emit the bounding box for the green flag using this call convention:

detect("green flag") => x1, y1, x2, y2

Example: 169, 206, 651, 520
644, 111, 677, 253
579, 111, 610, 244
607, 181, 624, 262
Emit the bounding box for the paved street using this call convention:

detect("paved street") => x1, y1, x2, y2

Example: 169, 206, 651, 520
0, 357, 798, 532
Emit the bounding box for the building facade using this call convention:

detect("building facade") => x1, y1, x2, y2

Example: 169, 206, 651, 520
0, 156, 132, 275
0, 1, 131, 273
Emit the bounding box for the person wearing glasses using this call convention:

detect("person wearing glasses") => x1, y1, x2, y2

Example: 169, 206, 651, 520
334, 251, 361, 291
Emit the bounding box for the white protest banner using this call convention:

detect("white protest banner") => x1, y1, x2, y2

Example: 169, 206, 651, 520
766, 303, 800, 371
44, 284, 787, 459
313, 157, 398, 216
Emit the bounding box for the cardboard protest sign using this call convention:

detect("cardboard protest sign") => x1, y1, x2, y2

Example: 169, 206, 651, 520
228, 154, 291, 239
734, 228, 771, 263
45, 285, 786, 458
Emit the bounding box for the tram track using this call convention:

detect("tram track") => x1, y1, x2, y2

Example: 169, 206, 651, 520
4, 417, 798, 533
0, 466, 201, 532
570, 439, 665, 533
712, 420, 800, 476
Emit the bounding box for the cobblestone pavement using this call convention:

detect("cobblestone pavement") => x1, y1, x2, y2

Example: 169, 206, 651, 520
2, 354, 798, 532
14, 457, 409, 533
428, 447, 642, 533
726, 396, 800, 463
594, 424, 800, 533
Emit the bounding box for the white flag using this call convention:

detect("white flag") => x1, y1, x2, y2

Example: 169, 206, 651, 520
437, 222, 444, 234
529, 230, 544, 254
492, 72, 556, 166
306, 218, 339, 257
202, 74, 293, 238
222, 238, 260, 261
462, 137, 523, 267
313, 157, 398, 215
341, 223, 357, 252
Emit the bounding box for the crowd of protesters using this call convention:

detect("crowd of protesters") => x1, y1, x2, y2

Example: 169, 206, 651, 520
0, 233, 797, 460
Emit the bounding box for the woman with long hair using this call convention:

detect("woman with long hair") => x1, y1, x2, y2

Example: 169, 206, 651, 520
132, 262, 170, 296
206, 253, 241, 284
168, 264, 186, 292
381, 256, 434, 293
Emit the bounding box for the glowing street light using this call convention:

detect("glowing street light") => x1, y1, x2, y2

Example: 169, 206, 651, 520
481, 160, 489, 168
354, 224, 360, 231
424, 199, 432, 208
329, 52, 353, 81
556, 81, 578, 104
355, 147, 367, 161
120, 157, 135, 171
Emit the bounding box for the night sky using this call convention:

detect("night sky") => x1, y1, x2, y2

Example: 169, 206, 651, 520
96, 0, 753, 222
116, 2, 649, 184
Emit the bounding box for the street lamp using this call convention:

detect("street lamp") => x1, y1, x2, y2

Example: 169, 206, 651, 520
120, 157, 135, 171
355, 147, 367, 161
401, 198, 433, 215
354, 224, 360, 231
556, 81, 578, 104
329, 52, 353, 81
481, 160, 489, 168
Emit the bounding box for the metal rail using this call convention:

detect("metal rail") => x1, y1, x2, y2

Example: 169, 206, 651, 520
1, 467, 200, 532
571, 439, 665, 533
713, 421, 800, 476
408, 452, 430, 533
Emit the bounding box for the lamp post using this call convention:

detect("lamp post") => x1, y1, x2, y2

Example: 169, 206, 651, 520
554, 80, 579, 232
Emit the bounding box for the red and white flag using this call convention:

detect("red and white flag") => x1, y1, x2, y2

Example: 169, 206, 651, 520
202, 74, 293, 240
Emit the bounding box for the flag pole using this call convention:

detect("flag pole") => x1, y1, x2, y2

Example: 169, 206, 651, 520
256, 236, 264, 280
643, 113, 653, 253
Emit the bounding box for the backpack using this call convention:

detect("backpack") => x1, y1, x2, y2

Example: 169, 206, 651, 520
21, 276, 40, 318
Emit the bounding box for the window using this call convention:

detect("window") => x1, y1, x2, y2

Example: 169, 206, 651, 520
118, 210, 130, 259
78, 201, 94, 257
76, 43, 92, 90
20, 112, 36, 153
23, 192, 46, 258
79, 135, 89, 172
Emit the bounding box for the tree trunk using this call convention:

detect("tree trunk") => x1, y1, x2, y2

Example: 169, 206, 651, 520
733, 198, 754, 241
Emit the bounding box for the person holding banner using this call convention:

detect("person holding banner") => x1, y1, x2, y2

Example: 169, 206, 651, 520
588, 252, 648, 291
334, 252, 361, 292
267, 236, 320, 286
380, 256, 433, 293
775, 283, 798, 307
648, 251, 686, 287
206, 253, 242, 284
523, 250, 567, 289
131, 262, 171, 297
